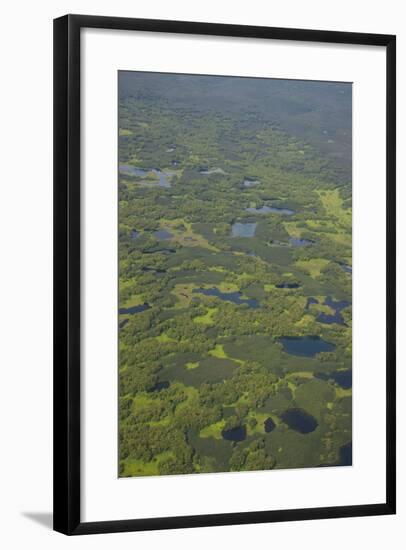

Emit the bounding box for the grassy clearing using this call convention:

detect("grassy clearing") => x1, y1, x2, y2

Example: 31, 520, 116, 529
335, 387, 352, 399
174, 384, 199, 412
132, 393, 156, 411
119, 128, 133, 136
199, 419, 226, 439
326, 232, 352, 247
209, 343, 245, 366
217, 281, 240, 292
193, 307, 217, 325
186, 362, 199, 370
306, 219, 337, 232
264, 283, 276, 291
121, 450, 175, 477
294, 314, 315, 329
295, 259, 330, 278
171, 283, 197, 307
161, 218, 218, 251
209, 344, 227, 359
156, 333, 175, 343
286, 371, 314, 380
246, 412, 270, 435
120, 294, 144, 308
317, 189, 351, 229
283, 221, 303, 238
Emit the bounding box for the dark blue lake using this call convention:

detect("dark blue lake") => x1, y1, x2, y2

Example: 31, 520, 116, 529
279, 336, 336, 357
281, 408, 318, 433
264, 417, 276, 433
131, 230, 140, 240
119, 303, 151, 315
331, 370, 352, 389
193, 287, 259, 309
222, 425, 246, 442
231, 222, 257, 237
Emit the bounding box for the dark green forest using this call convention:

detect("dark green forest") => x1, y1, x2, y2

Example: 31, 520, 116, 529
118, 72, 352, 477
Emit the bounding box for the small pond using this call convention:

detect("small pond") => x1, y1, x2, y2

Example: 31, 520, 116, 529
306, 297, 319, 309
245, 205, 296, 216
193, 287, 259, 309
280, 408, 318, 434
246, 205, 273, 214
279, 336, 336, 357
339, 262, 352, 274
141, 266, 167, 274
243, 178, 260, 187
331, 370, 352, 389
222, 425, 246, 442
268, 206, 295, 215
276, 282, 300, 289
119, 303, 151, 315
268, 239, 288, 247
289, 237, 314, 247
199, 167, 226, 175
148, 381, 170, 393
231, 222, 257, 237
143, 248, 176, 255
154, 229, 173, 240
315, 369, 352, 389
131, 230, 140, 240
264, 417, 276, 433
119, 165, 173, 188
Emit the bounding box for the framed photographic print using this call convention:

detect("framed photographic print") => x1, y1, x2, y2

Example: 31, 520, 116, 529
53, 14, 396, 535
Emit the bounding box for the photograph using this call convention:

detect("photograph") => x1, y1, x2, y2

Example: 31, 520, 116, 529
118, 71, 353, 477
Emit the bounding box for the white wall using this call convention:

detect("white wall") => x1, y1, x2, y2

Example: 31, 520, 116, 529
0, 0, 404, 547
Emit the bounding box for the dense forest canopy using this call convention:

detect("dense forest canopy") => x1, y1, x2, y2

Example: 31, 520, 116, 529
119, 72, 352, 182
118, 71, 352, 477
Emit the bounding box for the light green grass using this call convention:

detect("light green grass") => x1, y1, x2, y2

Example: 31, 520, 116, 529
119, 128, 133, 136
193, 307, 217, 325
208, 344, 227, 359
121, 450, 175, 477
295, 259, 330, 278
185, 361, 199, 370
199, 419, 226, 439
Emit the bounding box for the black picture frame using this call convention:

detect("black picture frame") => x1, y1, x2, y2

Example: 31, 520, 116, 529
53, 14, 396, 535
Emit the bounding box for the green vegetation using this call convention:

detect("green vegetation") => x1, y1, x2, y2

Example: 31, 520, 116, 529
118, 72, 352, 477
